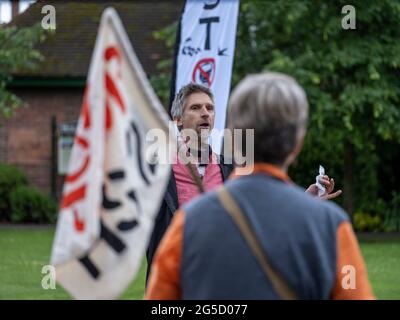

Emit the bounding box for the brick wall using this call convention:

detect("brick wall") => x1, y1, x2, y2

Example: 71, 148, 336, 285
3, 87, 84, 199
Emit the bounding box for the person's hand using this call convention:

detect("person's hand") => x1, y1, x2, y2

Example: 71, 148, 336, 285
305, 175, 342, 200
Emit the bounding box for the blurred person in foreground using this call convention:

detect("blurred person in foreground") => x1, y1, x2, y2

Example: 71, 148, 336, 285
145, 72, 374, 300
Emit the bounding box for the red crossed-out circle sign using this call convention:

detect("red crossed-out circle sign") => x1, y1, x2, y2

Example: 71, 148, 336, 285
192, 58, 216, 87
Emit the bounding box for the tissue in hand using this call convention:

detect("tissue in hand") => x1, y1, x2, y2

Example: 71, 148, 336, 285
316, 165, 326, 197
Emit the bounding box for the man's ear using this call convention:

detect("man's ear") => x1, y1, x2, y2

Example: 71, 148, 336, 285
174, 116, 183, 128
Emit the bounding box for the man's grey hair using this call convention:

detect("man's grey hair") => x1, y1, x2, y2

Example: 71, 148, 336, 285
171, 83, 214, 119
227, 72, 309, 165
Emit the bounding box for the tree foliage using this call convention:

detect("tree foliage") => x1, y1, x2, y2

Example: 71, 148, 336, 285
233, 0, 400, 216
0, 23, 46, 119
149, 21, 177, 107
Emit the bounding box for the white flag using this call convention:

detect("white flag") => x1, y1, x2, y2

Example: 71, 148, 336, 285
50, 7, 172, 299
174, 0, 240, 152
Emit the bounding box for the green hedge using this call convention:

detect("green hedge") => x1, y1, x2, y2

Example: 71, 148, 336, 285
353, 212, 383, 232
0, 163, 28, 221
0, 163, 57, 223
10, 185, 57, 223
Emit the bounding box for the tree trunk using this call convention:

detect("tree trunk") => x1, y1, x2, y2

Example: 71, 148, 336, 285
343, 141, 354, 217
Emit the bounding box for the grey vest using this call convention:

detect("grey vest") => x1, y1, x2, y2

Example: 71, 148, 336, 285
181, 174, 348, 299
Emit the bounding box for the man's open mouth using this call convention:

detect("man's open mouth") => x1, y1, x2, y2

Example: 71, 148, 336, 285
199, 123, 210, 128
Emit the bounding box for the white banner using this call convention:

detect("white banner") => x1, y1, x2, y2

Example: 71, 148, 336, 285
50, 7, 172, 299
174, 0, 240, 153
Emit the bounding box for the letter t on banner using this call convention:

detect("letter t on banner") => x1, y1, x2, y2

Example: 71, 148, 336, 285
172, 0, 240, 153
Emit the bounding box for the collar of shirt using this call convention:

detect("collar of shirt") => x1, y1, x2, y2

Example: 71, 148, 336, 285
187, 145, 212, 163
175, 143, 215, 166
230, 162, 292, 184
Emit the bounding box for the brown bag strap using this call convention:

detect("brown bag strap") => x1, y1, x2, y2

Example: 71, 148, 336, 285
217, 186, 298, 300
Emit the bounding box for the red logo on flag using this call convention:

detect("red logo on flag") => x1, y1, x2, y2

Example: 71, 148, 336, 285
192, 58, 216, 87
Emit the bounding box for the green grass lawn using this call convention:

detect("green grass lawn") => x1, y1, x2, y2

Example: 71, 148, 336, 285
0, 227, 399, 299
359, 241, 400, 299
0, 227, 146, 299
